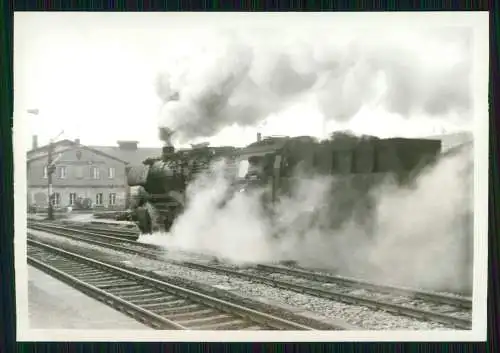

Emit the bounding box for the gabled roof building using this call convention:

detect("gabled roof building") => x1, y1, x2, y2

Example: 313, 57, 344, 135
27, 137, 161, 210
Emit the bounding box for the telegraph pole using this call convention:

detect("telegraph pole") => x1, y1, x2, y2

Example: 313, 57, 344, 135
46, 131, 64, 220
47, 142, 55, 220
27, 108, 61, 220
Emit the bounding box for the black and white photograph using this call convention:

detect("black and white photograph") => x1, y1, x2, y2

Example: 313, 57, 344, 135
14, 12, 488, 342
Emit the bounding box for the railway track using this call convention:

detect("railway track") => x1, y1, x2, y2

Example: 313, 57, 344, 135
28, 223, 223, 261
28, 221, 218, 262
253, 264, 472, 309
28, 221, 473, 330
181, 262, 472, 329
27, 238, 333, 330
30, 221, 141, 240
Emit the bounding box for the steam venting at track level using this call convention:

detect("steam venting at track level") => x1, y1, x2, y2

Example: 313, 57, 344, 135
125, 132, 473, 294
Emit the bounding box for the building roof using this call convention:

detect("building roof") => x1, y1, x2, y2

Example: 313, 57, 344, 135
27, 140, 130, 164
27, 139, 74, 158
90, 145, 162, 165
420, 131, 473, 152
27, 139, 161, 165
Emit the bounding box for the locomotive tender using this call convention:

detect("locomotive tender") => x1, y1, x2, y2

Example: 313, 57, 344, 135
126, 133, 442, 235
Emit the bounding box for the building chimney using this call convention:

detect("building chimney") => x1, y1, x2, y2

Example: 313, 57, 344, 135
117, 140, 139, 150
257, 132, 262, 142
32, 135, 38, 150
75, 138, 80, 145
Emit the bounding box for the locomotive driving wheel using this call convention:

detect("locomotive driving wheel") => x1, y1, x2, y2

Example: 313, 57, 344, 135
136, 206, 152, 234
163, 204, 184, 233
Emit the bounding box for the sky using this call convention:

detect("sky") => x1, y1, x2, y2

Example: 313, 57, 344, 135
14, 12, 476, 150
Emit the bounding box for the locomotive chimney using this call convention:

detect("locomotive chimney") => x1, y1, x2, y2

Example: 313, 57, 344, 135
257, 132, 262, 142
162, 145, 175, 157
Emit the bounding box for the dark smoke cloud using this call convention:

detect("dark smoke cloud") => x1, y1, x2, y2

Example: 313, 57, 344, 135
156, 27, 472, 144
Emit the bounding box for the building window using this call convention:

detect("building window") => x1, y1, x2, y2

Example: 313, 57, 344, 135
58, 166, 67, 179
91, 166, 100, 179
109, 193, 116, 206
96, 193, 103, 205
108, 167, 115, 179
52, 192, 60, 207
75, 166, 84, 179
43, 166, 48, 179
69, 193, 77, 206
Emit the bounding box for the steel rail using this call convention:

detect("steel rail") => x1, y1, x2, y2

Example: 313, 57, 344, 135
28, 255, 187, 330
254, 264, 472, 309
28, 222, 218, 262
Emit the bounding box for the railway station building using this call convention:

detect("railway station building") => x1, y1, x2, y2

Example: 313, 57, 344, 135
26, 137, 161, 210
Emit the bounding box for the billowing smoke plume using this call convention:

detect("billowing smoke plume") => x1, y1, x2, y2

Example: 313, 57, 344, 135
158, 126, 175, 147
155, 27, 471, 144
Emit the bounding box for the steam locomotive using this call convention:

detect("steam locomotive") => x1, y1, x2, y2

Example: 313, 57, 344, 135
126, 132, 442, 235
126, 144, 237, 233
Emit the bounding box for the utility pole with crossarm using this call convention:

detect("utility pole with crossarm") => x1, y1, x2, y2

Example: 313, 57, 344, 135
28, 107, 63, 221
47, 142, 55, 220
46, 131, 64, 220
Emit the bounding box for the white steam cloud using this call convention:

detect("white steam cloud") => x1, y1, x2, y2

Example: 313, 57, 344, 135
142, 26, 473, 294
140, 143, 473, 294
155, 27, 471, 144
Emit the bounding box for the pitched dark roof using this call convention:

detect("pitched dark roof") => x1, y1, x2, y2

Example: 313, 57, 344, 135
420, 131, 473, 152
441, 140, 473, 158
27, 139, 74, 157
27, 138, 163, 165
90, 146, 162, 165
